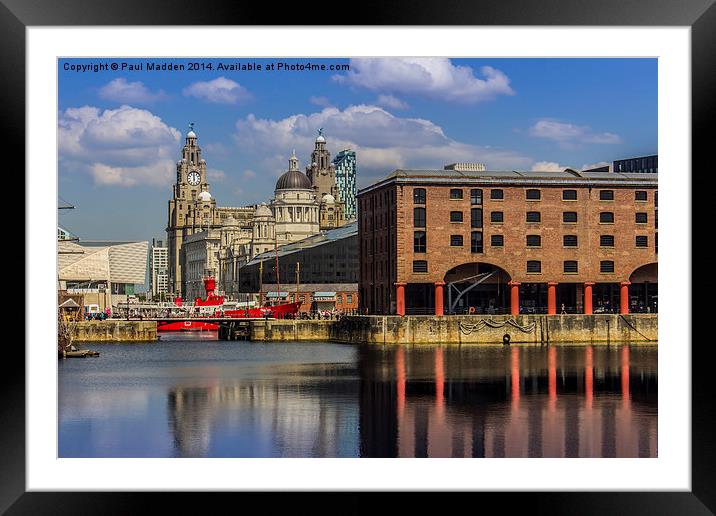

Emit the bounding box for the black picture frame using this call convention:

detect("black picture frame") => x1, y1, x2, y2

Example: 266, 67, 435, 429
5, 0, 711, 513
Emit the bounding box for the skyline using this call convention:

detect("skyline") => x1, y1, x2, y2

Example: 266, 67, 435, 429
58, 57, 657, 244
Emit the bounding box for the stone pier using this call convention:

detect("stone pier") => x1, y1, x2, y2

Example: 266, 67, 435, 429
72, 320, 158, 342
247, 314, 657, 345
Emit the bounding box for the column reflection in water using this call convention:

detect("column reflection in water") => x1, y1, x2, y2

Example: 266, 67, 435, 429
359, 344, 657, 458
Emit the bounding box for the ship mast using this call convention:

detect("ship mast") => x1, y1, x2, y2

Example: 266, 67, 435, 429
274, 231, 281, 306
296, 262, 300, 305
259, 259, 264, 306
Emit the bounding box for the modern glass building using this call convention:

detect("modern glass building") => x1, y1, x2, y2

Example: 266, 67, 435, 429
333, 149, 357, 220
613, 155, 658, 174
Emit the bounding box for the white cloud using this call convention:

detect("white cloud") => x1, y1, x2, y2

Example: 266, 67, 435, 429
334, 58, 515, 103
207, 168, 226, 182
182, 77, 251, 104
530, 160, 613, 172
309, 96, 332, 108
242, 170, 257, 179
375, 94, 409, 110
235, 104, 531, 186
98, 78, 166, 104
58, 104, 180, 187
581, 161, 611, 170
531, 161, 566, 172
529, 119, 622, 146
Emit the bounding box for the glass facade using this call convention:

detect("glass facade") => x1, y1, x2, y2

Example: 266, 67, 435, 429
613, 154, 658, 174
333, 149, 357, 220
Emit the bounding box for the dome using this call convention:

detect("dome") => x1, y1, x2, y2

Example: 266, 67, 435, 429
322, 193, 335, 204
316, 135, 326, 143
187, 130, 197, 138
198, 191, 212, 201
275, 169, 312, 190
254, 203, 273, 217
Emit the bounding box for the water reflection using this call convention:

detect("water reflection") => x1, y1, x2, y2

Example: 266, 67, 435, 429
59, 341, 657, 458
358, 345, 657, 458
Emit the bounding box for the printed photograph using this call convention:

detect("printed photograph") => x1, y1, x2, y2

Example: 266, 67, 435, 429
57, 57, 657, 458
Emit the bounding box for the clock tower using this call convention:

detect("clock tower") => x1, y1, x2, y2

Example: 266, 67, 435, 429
167, 124, 213, 296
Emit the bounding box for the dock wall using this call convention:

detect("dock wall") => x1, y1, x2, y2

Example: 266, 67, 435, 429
248, 314, 657, 344
73, 320, 158, 342
249, 319, 334, 342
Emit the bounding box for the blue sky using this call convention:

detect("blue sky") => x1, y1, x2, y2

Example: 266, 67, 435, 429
58, 57, 657, 243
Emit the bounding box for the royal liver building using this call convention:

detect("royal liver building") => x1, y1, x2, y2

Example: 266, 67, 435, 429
166, 125, 354, 300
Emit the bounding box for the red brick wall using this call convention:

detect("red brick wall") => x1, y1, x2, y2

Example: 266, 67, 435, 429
359, 179, 657, 313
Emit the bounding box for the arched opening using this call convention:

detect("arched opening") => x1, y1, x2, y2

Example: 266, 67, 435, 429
629, 263, 658, 313
443, 262, 512, 315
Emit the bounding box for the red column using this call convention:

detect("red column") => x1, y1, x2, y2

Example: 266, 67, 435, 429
509, 281, 521, 316
620, 281, 631, 314
547, 282, 558, 315
395, 282, 406, 316
434, 281, 445, 316
583, 282, 594, 315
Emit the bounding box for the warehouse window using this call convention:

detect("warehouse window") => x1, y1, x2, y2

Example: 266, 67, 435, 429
600, 212, 614, 224
563, 235, 578, 247
450, 234, 463, 247
600, 235, 614, 247
450, 189, 463, 200
564, 260, 578, 273
526, 211, 541, 223
526, 189, 541, 200
491, 211, 504, 223
413, 188, 426, 204
600, 190, 614, 201
563, 189, 577, 200
491, 235, 504, 247
413, 260, 428, 273
636, 212, 648, 224
471, 208, 483, 228
490, 189, 504, 200
471, 232, 484, 253
470, 189, 483, 205
414, 207, 426, 227
636, 235, 648, 248
450, 211, 463, 223
413, 231, 426, 253
600, 260, 615, 273
527, 260, 542, 273
526, 234, 541, 247
635, 191, 648, 201
563, 211, 578, 223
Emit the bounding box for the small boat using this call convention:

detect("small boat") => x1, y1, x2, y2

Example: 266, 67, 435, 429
65, 350, 100, 358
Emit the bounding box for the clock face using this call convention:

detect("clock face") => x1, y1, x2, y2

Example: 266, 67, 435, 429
187, 171, 201, 186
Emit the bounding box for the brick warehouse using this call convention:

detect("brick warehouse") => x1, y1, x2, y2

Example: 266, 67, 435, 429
358, 167, 657, 316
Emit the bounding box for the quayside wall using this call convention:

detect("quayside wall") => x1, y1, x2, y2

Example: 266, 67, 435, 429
73, 320, 158, 342
249, 314, 657, 345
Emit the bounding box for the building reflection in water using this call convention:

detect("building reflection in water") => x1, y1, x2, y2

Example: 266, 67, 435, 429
358, 344, 657, 458
167, 362, 360, 458
163, 344, 656, 458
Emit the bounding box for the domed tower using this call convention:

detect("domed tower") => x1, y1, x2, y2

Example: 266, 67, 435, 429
272, 151, 320, 244
251, 203, 276, 257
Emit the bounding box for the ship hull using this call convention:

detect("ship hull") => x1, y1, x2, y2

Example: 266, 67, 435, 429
157, 321, 219, 332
